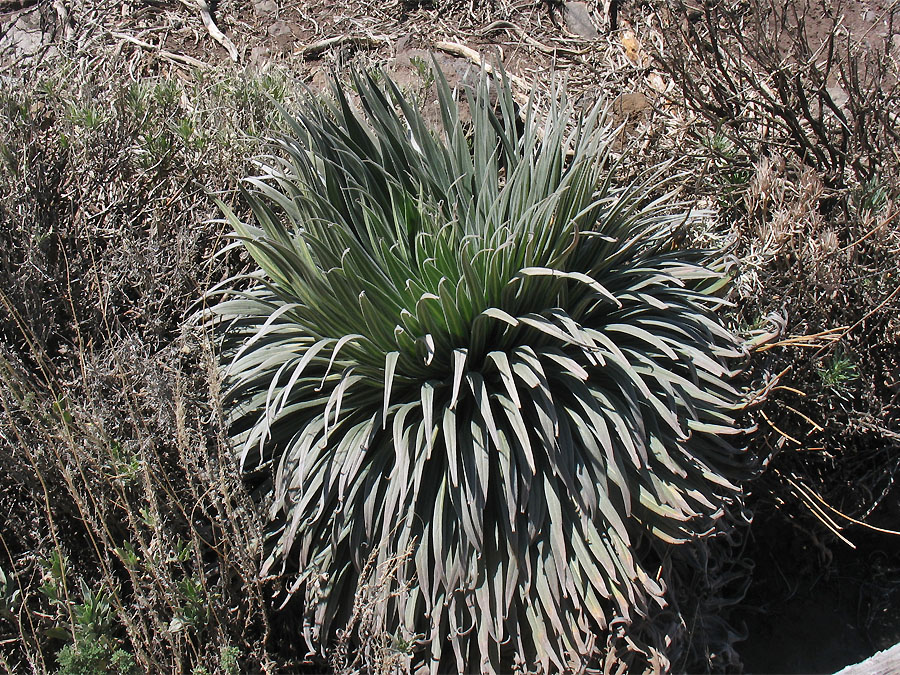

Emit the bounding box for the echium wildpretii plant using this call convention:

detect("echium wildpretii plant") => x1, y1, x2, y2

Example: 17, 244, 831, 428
203, 64, 752, 672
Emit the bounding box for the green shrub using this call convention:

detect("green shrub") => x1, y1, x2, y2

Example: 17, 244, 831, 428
56, 635, 135, 675
205, 65, 751, 670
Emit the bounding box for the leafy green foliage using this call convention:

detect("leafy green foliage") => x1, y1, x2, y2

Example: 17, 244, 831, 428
0, 564, 22, 623
818, 350, 859, 391
36, 554, 136, 675
205, 65, 751, 670
56, 634, 135, 675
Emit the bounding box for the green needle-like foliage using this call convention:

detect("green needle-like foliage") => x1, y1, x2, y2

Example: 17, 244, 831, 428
204, 65, 751, 672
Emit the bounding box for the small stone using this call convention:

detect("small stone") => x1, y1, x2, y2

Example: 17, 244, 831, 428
267, 20, 292, 49
267, 20, 291, 37
611, 92, 650, 120
565, 2, 599, 40
0, 7, 48, 58
826, 84, 848, 110
253, 0, 277, 16
249, 45, 271, 69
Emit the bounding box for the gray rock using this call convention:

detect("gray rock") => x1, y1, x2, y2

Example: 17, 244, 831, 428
249, 45, 272, 69
835, 641, 900, 675
611, 92, 650, 121
826, 84, 849, 110
253, 0, 277, 16
387, 48, 479, 128
0, 6, 49, 59
267, 20, 291, 37
267, 19, 293, 49
564, 1, 599, 40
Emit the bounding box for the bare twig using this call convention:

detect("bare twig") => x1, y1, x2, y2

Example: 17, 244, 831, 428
295, 34, 391, 60
195, 0, 238, 62
481, 20, 588, 57
760, 409, 802, 445
111, 31, 209, 69
434, 40, 530, 95
52, 0, 73, 41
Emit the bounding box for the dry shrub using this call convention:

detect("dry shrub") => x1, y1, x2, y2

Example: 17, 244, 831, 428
329, 544, 416, 675
652, 0, 900, 568
0, 332, 272, 673
654, 0, 899, 192
0, 51, 310, 673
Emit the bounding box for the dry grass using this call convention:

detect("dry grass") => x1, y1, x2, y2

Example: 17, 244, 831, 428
0, 47, 313, 673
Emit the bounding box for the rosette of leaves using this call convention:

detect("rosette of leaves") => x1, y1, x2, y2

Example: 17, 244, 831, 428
204, 66, 750, 672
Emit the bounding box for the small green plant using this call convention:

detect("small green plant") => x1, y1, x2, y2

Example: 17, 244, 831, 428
171, 537, 192, 563
701, 132, 752, 214
71, 580, 115, 639
168, 576, 209, 633
409, 55, 436, 95
138, 507, 156, 528
114, 541, 140, 569
818, 350, 858, 390
56, 633, 135, 675
153, 80, 181, 109
219, 645, 241, 675
856, 176, 888, 213
67, 105, 103, 130
0, 564, 22, 622
123, 81, 148, 117
52, 396, 74, 426
716, 167, 752, 214
38, 554, 135, 674
705, 132, 736, 158
403, 56, 437, 110
138, 131, 173, 169
36, 73, 63, 99
107, 441, 141, 483
39, 551, 68, 607
172, 118, 195, 145
206, 65, 752, 670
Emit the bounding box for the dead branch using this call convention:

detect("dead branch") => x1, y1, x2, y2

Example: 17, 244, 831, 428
111, 31, 209, 69
295, 34, 391, 60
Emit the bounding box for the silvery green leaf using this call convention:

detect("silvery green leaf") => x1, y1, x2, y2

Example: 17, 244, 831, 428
204, 63, 753, 673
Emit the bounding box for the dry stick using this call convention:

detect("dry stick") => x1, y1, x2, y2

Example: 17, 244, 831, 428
52, 0, 73, 41
196, 0, 238, 62
0, 398, 51, 673
111, 31, 208, 69
742, 364, 793, 408
772, 384, 806, 396
0, 379, 77, 650
813, 282, 900, 360
808, 487, 900, 537
759, 409, 801, 445
839, 208, 899, 252
200, 338, 274, 654
296, 34, 392, 59
783, 474, 856, 548
780, 402, 824, 432
481, 20, 588, 57
61, 252, 163, 670
753, 326, 847, 353
434, 40, 530, 95
0, 297, 77, 658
